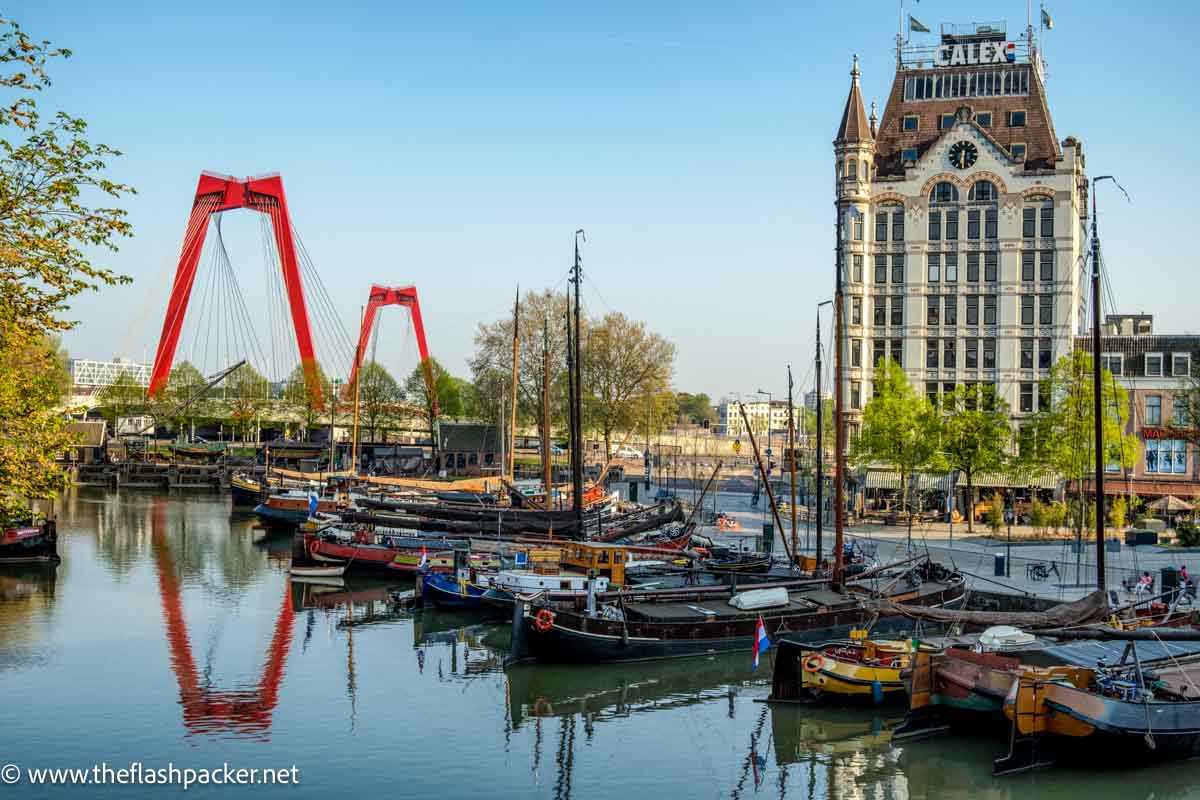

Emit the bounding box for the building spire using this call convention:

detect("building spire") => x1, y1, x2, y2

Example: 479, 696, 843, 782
869, 101, 878, 138
835, 54, 872, 144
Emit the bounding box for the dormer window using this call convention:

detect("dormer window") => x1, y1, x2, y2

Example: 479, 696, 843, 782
1145, 353, 1164, 377
976, 111, 992, 127
1008, 110, 1027, 127
901, 147, 918, 163
1173, 353, 1192, 377
903, 115, 919, 132
1101, 353, 1123, 377
940, 114, 955, 129
1011, 142, 1027, 161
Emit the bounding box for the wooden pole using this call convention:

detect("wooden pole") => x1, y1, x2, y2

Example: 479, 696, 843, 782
833, 204, 847, 589
541, 316, 552, 507
509, 287, 520, 480
787, 366, 799, 563
351, 305, 364, 476
738, 402, 796, 567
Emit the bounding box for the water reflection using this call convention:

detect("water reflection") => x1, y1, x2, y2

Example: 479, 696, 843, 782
149, 500, 296, 740
4, 489, 1200, 799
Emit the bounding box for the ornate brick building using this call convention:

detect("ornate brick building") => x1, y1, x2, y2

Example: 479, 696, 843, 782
834, 21, 1088, 432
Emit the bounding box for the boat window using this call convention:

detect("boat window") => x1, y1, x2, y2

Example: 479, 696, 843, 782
599, 551, 609, 563
560, 581, 571, 590
614, 552, 622, 563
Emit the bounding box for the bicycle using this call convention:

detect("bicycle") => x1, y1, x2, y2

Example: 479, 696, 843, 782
1026, 561, 1060, 582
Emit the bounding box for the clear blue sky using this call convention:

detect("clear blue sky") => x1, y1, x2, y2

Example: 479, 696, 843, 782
21, 0, 1200, 400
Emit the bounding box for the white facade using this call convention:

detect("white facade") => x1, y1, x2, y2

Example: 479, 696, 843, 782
718, 400, 801, 438
836, 59, 1087, 427
69, 358, 152, 389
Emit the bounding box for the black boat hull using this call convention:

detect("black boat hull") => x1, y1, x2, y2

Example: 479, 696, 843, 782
0, 522, 59, 564
521, 583, 965, 664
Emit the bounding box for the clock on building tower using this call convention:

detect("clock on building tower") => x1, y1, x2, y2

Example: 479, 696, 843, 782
948, 140, 978, 169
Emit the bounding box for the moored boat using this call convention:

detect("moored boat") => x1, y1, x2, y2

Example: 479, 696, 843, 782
289, 564, 346, 577
518, 558, 966, 664
230, 472, 266, 506
0, 520, 59, 564
254, 490, 343, 525
770, 635, 916, 705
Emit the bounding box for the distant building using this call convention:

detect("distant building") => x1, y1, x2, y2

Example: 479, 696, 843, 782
803, 390, 832, 411
69, 357, 152, 406
1075, 315, 1200, 502
437, 421, 501, 477
717, 400, 800, 439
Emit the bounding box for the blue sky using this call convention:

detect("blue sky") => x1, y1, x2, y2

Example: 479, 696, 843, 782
21, 0, 1200, 400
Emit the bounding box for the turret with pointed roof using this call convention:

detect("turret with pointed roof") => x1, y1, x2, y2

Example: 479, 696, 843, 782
836, 55, 873, 144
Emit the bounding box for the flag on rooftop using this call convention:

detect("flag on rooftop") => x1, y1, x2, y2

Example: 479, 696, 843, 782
909, 15, 931, 33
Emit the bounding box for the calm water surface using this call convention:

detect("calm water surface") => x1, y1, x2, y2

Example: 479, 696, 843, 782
2, 488, 1199, 798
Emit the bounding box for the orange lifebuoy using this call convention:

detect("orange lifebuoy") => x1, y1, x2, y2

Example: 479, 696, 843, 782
803, 653, 824, 674
534, 609, 555, 632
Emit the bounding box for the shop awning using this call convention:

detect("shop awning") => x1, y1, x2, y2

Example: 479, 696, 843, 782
969, 470, 1059, 490
864, 471, 952, 491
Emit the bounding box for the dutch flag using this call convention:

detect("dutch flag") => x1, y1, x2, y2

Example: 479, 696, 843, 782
752, 616, 771, 670
419, 544, 428, 570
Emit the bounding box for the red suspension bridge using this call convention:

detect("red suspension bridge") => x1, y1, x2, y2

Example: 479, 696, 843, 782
148, 171, 434, 411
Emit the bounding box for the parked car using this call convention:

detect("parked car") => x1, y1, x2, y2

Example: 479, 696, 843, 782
612, 447, 643, 460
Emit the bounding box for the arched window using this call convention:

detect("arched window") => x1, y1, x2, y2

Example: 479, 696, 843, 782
930, 181, 959, 204
968, 180, 996, 202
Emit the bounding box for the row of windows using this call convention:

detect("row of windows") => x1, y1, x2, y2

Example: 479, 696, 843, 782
928, 208, 1000, 241
1022, 204, 1054, 238
1019, 294, 1055, 327
923, 337, 997, 370
1144, 394, 1194, 427
1146, 440, 1188, 475
902, 68, 1032, 102
1020, 250, 1055, 282
1102, 352, 1193, 378
927, 252, 1002, 283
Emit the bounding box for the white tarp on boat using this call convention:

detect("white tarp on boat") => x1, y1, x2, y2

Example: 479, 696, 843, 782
728, 587, 789, 610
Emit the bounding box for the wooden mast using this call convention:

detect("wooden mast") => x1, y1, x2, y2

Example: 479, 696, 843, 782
541, 316, 552, 508
833, 201, 847, 590
787, 365, 799, 565
508, 287, 520, 480
350, 305, 364, 476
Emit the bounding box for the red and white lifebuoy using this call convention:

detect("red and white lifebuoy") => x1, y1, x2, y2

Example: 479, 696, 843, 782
534, 609, 556, 632
803, 653, 824, 674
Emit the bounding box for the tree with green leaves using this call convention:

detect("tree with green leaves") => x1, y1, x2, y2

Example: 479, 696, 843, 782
675, 392, 716, 426
941, 384, 1011, 532
582, 311, 676, 459
283, 362, 329, 433
95, 370, 147, 425
0, 19, 133, 521
404, 357, 463, 444
1023, 351, 1139, 540
470, 289, 572, 438
152, 361, 208, 435
354, 360, 401, 440
853, 360, 944, 543
224, 362, 270, 441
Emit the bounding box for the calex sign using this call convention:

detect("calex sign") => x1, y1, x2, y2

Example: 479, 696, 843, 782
935, 40, 1016, 67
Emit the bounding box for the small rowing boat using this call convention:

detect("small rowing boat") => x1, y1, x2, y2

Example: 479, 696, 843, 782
290, 564, 346, 578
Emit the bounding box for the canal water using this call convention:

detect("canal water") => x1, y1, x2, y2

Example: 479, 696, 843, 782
2, 488, 1198, 798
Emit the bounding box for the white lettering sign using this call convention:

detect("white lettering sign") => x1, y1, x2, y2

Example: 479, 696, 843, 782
934, 41, 1015, 67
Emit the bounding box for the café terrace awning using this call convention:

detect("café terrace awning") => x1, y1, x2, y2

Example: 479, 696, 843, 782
863, 469, 1059, 491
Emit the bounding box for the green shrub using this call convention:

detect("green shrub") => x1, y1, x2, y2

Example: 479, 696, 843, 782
1178, 522, 1200, 548
1110, 496, 1128, 530
1029, 498, 1048, 534
986, 494, 1004, 534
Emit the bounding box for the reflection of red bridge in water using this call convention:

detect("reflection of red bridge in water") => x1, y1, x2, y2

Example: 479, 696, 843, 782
150, 504, 294, 738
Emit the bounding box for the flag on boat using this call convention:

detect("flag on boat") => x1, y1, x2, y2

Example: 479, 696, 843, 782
419, 544, 428, 570
752, 616, 770, 670
1041, 7, 1053, 30
307, 491, 319, 518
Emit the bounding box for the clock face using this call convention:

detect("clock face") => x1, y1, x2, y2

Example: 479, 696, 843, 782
949, 140, 978, 169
